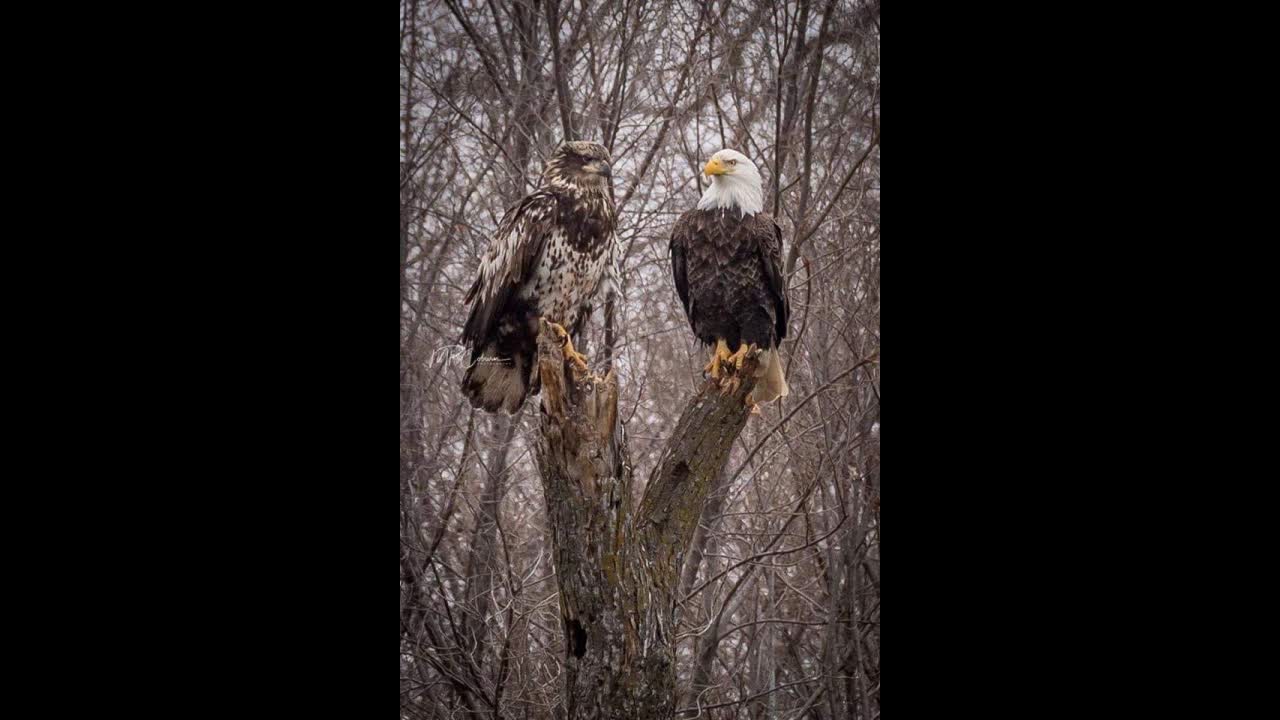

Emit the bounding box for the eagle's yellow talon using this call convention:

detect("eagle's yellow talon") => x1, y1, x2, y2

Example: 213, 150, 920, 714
705, 339, 732, 380
726, 342, 754, 370
545, 320, 589, 373
705, 355, 721, 379
563, 336, 590, 373
721, 375, 741, 396
566, 350, 589, 373
546, 321, 570, 343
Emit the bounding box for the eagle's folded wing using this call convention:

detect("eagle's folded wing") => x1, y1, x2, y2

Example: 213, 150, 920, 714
462, 191, 556, 348
669, 213, 693, 323
754, 215, 790, 341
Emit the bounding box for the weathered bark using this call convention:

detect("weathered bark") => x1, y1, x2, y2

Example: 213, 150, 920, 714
531, 320, 761, 719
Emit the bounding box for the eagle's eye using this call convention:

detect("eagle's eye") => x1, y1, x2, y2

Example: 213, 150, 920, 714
728, 159, 737, 166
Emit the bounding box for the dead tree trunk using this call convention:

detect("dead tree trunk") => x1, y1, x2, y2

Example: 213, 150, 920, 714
531, 320, 761, 719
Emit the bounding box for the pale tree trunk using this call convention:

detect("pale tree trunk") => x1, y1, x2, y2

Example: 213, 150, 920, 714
531, 320, 762, 719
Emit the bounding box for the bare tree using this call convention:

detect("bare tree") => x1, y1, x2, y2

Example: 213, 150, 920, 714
401, 1, 879, 717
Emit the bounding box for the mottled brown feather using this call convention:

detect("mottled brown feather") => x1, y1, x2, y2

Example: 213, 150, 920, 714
461, 142, 617, 414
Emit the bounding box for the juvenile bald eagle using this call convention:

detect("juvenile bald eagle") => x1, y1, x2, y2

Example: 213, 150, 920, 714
461, 141, 617, 414
670, 149, 789, 408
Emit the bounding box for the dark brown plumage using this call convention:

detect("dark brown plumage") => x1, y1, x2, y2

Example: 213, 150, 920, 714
670, 149, 790, 405
670, 209, 788, 351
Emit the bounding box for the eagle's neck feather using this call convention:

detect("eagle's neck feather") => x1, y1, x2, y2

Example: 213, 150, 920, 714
548, 176, 611, 201
698, 175, 763, 217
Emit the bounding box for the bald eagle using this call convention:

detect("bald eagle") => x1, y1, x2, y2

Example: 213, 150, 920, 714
670, 149, 789, 408
461, 141, 617, 414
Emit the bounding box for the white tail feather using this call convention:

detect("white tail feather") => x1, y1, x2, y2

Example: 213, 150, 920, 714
463, 349, 528, 414
748, 348, 788, 405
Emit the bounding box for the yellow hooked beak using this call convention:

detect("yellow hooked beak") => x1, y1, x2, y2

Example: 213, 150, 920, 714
704, 157, 727, 176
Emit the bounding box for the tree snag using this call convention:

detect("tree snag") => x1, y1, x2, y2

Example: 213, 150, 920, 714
532, 319, 761, 719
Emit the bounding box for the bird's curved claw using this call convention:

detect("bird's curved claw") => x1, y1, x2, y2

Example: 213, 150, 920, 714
720, 375, 741, 396
546, 320, 570, 344
705, 339, 732, 380
565, 346, 590, 374
726, 342, 758, 371
546, 320, 590, 374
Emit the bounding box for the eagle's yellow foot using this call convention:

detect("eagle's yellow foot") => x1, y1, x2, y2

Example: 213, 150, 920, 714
704, 339, 732, 380
725, 342, 756, 370
563, 339, 590, 373
546, 321, 570, 342
547, 321, 590, 373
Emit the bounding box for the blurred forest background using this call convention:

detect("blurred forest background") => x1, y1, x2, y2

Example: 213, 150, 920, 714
400, 0, 879, 717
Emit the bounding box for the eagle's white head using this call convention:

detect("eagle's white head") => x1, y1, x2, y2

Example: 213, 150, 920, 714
698, 149, 764, 217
